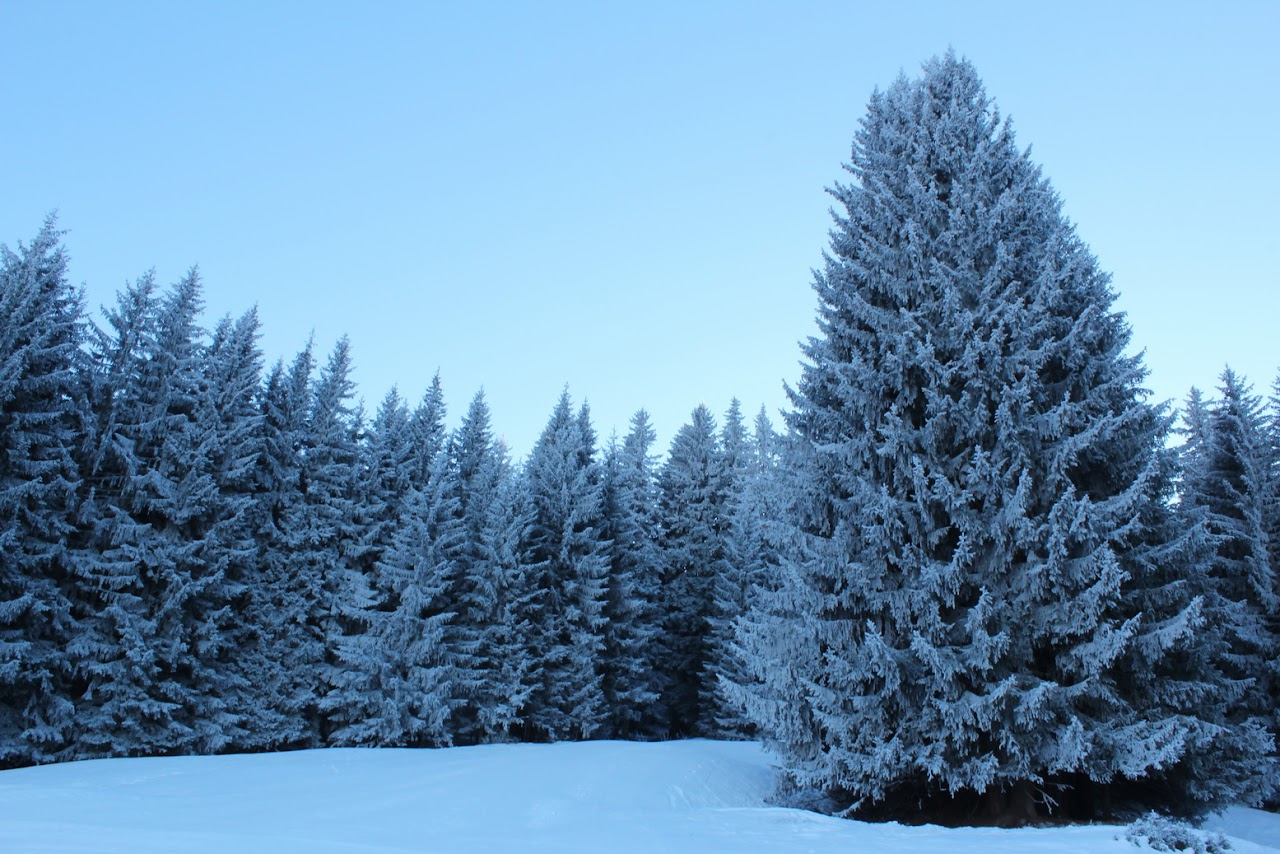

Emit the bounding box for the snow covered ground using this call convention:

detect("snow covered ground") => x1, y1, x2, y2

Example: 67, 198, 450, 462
0, 739, 1275, 853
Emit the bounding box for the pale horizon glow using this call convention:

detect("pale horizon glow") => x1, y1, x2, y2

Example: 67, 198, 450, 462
2, 1, 1276, 456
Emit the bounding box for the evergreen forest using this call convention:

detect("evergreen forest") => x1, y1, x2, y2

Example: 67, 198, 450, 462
1, 53, 1275, 826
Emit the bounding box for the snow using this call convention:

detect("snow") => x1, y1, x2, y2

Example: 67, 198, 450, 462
1207, 807, 1280, 851
0, 739, 1275, 853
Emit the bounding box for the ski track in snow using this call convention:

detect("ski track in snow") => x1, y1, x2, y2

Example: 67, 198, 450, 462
0, 739, 1275, 853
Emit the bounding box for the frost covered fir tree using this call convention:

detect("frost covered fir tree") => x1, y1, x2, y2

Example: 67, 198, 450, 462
298, 338, 371, 743
658, 404, 732, 737
77, 273, 265, 756
1268, 374, 1280, 753
75, 270, 258, 755
185, 307, 268, 751
518, 390, 609, 741
714, 407, 785, 736
351, 388, 418, 592
73, 274, 177, 758
1180, 374, 1276, 666
239, 337, 364, 747
409, 375, 448, 492
720, 399, 749, 498
740, 53, 1269, 822
1176, 372, 1278, 774
330, 379, 459, 747
599, 410, 665, 738
240, 342, 322, 749
444, 391, 533, 744
323, 386, 425, 746
0, 221, 85, 765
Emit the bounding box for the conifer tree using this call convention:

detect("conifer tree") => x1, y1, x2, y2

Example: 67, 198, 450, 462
446, 391, 532, 743
599, 410, 664, 738
238, 344, 314, 748
1268, 374, 1280, 758
519, 390, 609, 740
344, 380, 458, 747
469, 456, 536, 742
658, 403, 730, 736
294, 337, 364, 742
720, 399, 749, 496
73, 273, 175, 758
738, 53, 1269, 821
83, 270, 255, 754
1176, 372, 1277, 778
410, 374, 448, 490
128, 270, 220, 750
0, 220, 84, 765
714, 407, 784, 735
324, 386, 419, 745
190, 308, 266, 750
354, 388, 417, 585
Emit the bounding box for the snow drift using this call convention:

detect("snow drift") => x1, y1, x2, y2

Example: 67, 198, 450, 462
0, 739, 1275, 853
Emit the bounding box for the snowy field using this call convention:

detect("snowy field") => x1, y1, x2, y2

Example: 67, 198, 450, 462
0, 739, 1276, 853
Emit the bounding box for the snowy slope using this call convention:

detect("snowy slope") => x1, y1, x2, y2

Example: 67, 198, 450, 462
0, 739, 1275, 853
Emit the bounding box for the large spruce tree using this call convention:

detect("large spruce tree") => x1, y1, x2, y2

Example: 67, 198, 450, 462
599, 410, 664, 738
324, 386, 420, 746
519, 390, 609, 741
241, 342, 320, 749
735, 53, 1271, 822
445, 391, 532, 744
1177, 372, 1278, 785
658, 404, 731, 736
715, 406, 785, 736
0, 220, 84, 765
348, 379, 458, 747
74, 273, 173, 758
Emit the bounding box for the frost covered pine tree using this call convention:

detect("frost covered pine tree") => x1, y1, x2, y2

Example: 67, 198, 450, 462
189, 307, 267, 751
139, 271, 224, 750
0, 220, 85, 765
76, 270, 239, 756
739, 53, 1269, 821
324, 386, 422, 746
657, 403, 731, 737
445, 391, 532, 744
713, 406, 785, 736
301, 337, 367, 743
1268, 374, 1280, 756
342, 379, 459, 747
723, 423, 825, 793
599, 410, 665, 739
1176, 372, 1278, 779
518, 390, 609, 741
242, 342, 322, 749
720, 399, 749, 495
73, 273, 176, 758
410, 375, 449, 492
78, 271, 258, 755
352, 388, 417, 594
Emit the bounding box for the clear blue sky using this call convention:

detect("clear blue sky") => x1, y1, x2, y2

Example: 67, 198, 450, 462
2, 1, 1276, 456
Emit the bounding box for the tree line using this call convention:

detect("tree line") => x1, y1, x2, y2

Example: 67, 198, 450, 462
1, 51, 1276, 825
0, 241, 773, 759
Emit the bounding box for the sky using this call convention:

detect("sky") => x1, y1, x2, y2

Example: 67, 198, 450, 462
2, 1, 1276, 457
